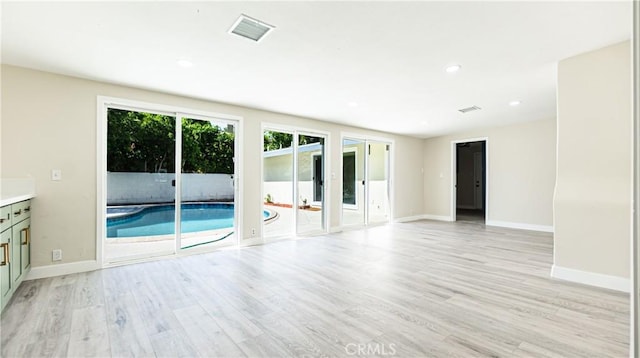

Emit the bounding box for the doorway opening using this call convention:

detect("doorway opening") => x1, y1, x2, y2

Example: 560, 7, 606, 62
454, 140, 486, 223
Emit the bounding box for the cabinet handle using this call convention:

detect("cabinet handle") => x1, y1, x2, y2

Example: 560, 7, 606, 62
0, 243, 8, 266
13, 209, 21, 216
24, 206, 31, 213
21, 227, 30, 246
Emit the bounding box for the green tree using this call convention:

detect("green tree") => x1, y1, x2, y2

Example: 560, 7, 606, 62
263, 131, 293, 151
107, 108, 176, 173
107, 109, 234, 174
263, 131, 322, 151
182, 118, 234, 174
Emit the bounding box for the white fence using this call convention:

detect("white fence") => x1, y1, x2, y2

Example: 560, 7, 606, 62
107, 172, 234, 205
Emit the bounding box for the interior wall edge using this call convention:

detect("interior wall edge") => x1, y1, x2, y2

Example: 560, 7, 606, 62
631, 0, 639, 355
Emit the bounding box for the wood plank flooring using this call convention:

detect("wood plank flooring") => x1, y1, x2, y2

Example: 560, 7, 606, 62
1, 220, 630, 357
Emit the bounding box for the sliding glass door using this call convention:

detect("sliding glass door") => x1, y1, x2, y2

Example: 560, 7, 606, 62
262, 129, 327, 239
262, 130, 294, 239
367, 141, 391, 224
104, 105, 238, 264
342, 138, 391, 227
296, 134, 325, 235
180, 117, 236, 250
105, 108, 177, 262
342, 139, 365, 226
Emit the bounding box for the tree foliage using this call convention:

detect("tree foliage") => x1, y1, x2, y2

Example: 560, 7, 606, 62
263, 131, 322, 151
181, 118, 234, 174
107, 109, 234, 174
263, 131, 293, 151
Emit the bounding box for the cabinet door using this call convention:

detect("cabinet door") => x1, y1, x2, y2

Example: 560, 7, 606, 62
0, 206, 11, 233
20, 218, 30, 272
1, 229, 11, 310
11, 220, 27, 284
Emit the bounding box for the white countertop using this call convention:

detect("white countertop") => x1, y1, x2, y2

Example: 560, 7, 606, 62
1, 178, 36, 207
0, 194, 34, 207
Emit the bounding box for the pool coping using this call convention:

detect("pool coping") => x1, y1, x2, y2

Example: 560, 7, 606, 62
106, 202, 279, 234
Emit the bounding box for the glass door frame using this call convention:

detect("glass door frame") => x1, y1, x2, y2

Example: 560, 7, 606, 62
261, 124, 330, 240
296, 130, 328, 236
341, 147, 359, 210
97, 96, 242, 267
176, 113, 240, 253
365, 140, 392, 225
341, 133, 394, 228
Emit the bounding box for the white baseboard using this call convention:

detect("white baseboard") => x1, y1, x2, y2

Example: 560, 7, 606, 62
551, 265, 630, 293
424, 214, 454, 222
394, 214, 454, 223
394, 215, 426, 223
239, 237, 263, 247
486, 220, 554, 233
26, 260, 100, 280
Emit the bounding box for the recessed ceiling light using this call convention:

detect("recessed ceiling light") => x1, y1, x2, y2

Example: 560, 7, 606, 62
445, 64, 462, 73
176, 59, 193, 68
348, 102, 359, 108
229, 14, 275, 42
509, 100, 521, 106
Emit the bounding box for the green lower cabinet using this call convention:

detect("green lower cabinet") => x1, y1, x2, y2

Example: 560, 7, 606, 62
1, 229, 12, 311
1, 199, 32, 313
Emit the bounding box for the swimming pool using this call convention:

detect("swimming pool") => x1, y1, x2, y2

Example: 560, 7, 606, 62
107, 203, 271, 238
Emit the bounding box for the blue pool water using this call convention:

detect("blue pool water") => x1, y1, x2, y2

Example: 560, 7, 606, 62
107, 203, 268, 238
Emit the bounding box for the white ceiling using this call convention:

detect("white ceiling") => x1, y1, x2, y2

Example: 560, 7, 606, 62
1, 1, 631, 138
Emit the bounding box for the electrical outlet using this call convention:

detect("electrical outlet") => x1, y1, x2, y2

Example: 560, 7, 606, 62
52, 249, 62, 261
251, 228, 256, 236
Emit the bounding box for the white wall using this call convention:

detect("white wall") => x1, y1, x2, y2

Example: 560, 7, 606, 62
0, 65, 424, 267
423, 118, 556, 230
554, 41, 632, 285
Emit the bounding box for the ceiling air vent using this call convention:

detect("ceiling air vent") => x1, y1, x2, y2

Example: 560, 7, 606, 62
458, 105, 482, 114
229, 14, 275, 42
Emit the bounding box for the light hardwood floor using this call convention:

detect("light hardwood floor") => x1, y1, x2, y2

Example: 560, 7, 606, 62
1, 220, 629, 357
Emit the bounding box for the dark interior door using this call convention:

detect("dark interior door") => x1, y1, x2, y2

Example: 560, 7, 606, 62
343, 152, 356, 205
313, 155, 322, 202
